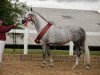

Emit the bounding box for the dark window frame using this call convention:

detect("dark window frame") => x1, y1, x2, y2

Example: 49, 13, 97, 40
62, 15, 73, 19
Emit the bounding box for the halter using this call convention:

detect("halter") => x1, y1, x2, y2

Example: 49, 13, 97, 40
24, 16, 35, 26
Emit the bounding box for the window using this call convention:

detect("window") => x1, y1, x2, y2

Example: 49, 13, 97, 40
62, 15, 73, 19
97, 23, 100, 25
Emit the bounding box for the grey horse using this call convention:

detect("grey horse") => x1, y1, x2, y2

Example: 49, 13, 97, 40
22, 9, 90, 69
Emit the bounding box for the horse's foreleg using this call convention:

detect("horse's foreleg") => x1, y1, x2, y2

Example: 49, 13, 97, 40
46, 44, 53, 67
41, 45, 47, 68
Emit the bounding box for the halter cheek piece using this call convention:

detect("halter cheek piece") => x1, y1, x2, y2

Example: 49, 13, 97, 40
27, 16, 32, 21
23, 16, 33, 26
27, 16, 36, 23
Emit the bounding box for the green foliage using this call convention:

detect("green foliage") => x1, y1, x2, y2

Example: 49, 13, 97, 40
0, 0, 28, 39
0, 0, 27, 26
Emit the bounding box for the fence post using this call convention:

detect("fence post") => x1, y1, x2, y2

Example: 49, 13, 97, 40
69, 41, 74, 55
24, 27, 28, 54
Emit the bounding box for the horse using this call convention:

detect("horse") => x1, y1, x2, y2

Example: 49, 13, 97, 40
22, 8, 90, 69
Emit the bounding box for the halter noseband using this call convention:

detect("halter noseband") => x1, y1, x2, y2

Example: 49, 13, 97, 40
24, 15, 35, 26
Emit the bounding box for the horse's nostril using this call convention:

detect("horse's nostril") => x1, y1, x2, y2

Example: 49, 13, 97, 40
22, 19, 26, 24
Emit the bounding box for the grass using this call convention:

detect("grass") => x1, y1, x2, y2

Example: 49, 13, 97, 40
4, 49, 68, 55
4, 48, 100, 55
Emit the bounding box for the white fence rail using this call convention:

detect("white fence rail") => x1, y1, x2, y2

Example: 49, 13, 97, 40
9, 28, 100, 55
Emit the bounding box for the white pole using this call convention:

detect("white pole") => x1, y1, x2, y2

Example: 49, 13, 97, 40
24, 27, 28, 54
69, 41, 74, 55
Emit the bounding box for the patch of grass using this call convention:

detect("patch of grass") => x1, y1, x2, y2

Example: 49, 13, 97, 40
90, 51, 100, 56
4, 49, 100, 55
4, 49, 23, 54
28, 49, 69, 55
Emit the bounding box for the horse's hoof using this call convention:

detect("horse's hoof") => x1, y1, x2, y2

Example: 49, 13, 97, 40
72, 66, 76, 69
86, 64, 90, 70
86, 66, 90, 70
41, 65, 44, 68
72, 65, 77, 69
50, 64, 54, 67
41, 64, 45, 68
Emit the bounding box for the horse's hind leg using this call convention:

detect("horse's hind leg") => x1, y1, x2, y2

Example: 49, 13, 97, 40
84, 38, 91, 69
46, 44, 53, 67
73, 46, 81, 69
41, 45, 47, 68
73, 38, 86, 69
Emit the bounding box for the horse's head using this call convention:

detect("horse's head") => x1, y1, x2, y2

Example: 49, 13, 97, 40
22, 8, 36, 25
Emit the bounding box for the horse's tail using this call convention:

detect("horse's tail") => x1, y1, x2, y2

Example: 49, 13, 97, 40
84, 36, 91, 67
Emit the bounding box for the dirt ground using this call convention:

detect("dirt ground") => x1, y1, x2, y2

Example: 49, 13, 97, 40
0, 54, 100, 75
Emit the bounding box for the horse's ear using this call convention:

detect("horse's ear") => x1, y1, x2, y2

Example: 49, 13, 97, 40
30, 7, 33, 11
28, 8, 30, 11
27, 7, 32, 11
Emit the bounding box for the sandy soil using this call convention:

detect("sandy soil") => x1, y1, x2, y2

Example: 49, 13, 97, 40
0, 54, 100, 75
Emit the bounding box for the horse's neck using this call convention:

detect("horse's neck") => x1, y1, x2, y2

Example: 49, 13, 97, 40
35, 13, 48, 32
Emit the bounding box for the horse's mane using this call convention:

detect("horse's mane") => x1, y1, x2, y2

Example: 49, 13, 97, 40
34, 11, 48, 22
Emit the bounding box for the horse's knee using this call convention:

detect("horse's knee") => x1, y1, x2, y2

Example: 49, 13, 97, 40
43, 52, 46, 58
42, 50, 46, 60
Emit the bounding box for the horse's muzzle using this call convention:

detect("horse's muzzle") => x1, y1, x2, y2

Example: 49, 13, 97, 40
22, 19, 27, 24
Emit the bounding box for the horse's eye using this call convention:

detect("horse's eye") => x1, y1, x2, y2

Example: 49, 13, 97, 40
28, 17, 31, 20
29, 14, 33, 16
29, 14, 31, 16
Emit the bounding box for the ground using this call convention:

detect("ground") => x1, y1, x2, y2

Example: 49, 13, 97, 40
0, 54, 100, 75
